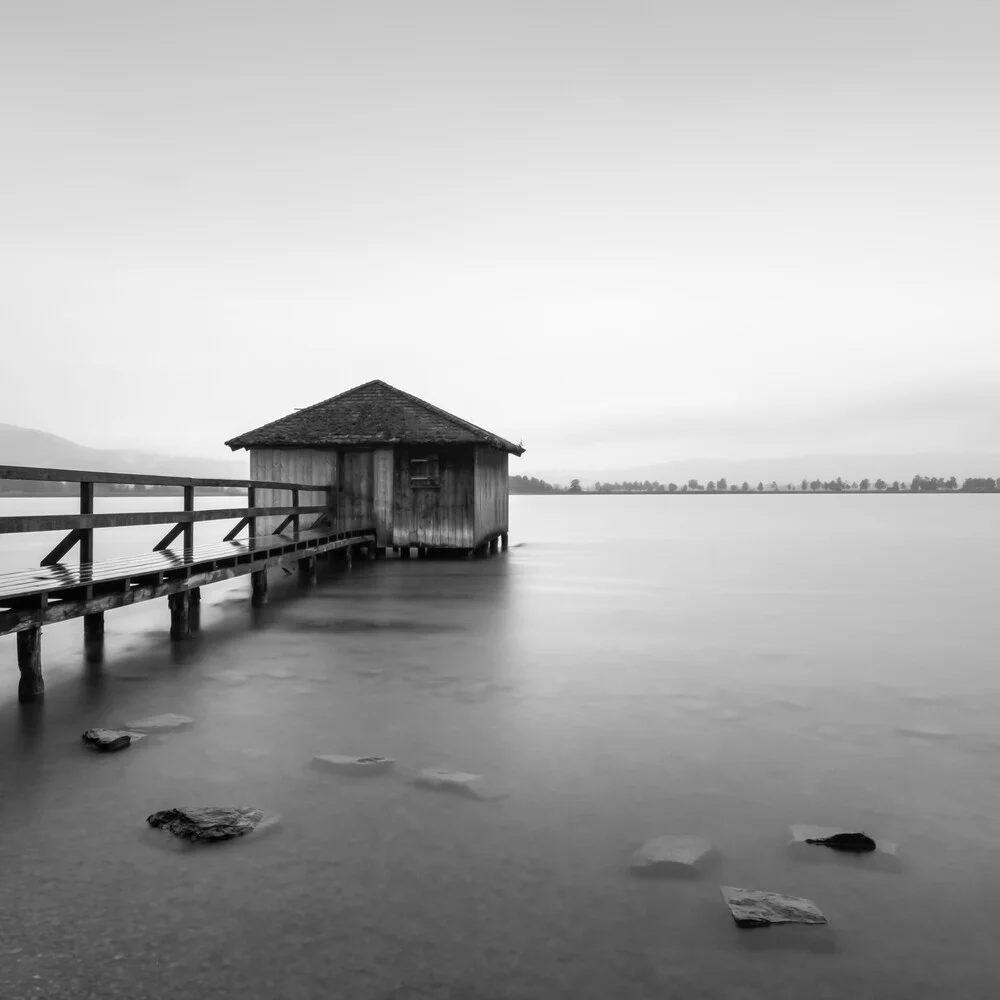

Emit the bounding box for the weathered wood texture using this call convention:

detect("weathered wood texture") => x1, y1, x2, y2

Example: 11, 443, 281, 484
372, 447, 394, 548
17, 627, 43, 701
392, 445, 474, 549
249, 449, 337, 535
338, 450, 374, 534
473, 445, 509, 545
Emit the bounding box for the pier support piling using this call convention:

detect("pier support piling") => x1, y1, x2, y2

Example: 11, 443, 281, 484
401, 546, 411, 560
17, 626, 44, 703
501, 532, 508, 552
168, 591, 191, 640
345, 546, 353, 569
489, 536, 499, 555
298, 555, 317, 585
251, 569, 268, 606
84, 612, 105, 643
190, 587, 202, 604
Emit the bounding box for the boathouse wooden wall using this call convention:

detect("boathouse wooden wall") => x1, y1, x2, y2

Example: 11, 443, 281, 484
473, 445, 508, 545
337, 450, 374, 534
250, 448, 374, 536
391, 445, 475, 549
249, 448, 337, 536
250, 443, 507, 549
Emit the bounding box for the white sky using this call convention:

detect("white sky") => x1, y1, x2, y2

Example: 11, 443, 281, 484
1, 1, 997, 470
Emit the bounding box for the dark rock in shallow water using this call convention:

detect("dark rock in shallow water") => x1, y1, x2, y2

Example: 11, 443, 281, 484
804, 831, 876, 852
81, 728, 145, 752
788, 825, 901, 871
146, 806, 265, 842
721, 886, 828, 928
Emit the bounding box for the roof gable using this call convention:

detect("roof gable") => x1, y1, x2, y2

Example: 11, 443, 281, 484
225, 380, 524, 455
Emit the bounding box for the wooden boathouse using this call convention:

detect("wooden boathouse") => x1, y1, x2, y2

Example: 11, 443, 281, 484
225, 379, 525, 557
0, 380, 522, 702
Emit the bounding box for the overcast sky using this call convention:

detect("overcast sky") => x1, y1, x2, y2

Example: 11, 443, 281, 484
1, 1, 997, 471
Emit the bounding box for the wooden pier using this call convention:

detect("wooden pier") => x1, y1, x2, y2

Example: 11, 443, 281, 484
0, 465, 375, 702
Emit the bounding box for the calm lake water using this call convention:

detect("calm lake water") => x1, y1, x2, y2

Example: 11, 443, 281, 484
1, 495, 998, 999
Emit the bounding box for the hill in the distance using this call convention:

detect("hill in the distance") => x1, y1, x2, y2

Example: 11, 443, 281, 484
0, 423, 248, 480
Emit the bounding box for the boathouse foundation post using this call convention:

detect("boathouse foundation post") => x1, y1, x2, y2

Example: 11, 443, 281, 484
501, 532, 508, 552
17, 626, 43, 703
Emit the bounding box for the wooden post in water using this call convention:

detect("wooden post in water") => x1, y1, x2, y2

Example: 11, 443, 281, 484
489, 536, 499, 555
400, 546, 411, 560
17, 627, 43, 702
298, 555, 317, 585
501, 532, 508, 552
251, 569, 268, 606
345, 545, 353, 569
84, 614, 104, 643
169, 591, 191, 640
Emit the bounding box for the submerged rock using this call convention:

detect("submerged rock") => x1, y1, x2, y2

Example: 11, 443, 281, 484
124, 713, 193, 731
312, 754, 395, 776
146, 806, 265, 843
414, 768, 506, 801
630, 835, 716, 876
81, 728, 145, 752
721, 886, 828, 928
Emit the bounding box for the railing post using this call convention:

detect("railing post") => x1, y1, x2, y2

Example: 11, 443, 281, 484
248, 486, 256, 545
291, 488, 300, 537
183, 485, 194, 556
80, 481, 94, 563
80, 480, 104, 646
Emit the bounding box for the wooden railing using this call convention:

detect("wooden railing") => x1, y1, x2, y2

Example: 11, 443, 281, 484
0, 465, 334, 566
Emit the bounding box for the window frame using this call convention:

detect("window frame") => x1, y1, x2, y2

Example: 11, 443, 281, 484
409, 454, 441, 490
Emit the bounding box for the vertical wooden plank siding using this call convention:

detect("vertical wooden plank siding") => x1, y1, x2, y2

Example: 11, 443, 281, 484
473, 445, 509, 545
391, 446, 474, 548
249, 448, 339, 535
371, 447, 394, 547
339, 450, 374, 534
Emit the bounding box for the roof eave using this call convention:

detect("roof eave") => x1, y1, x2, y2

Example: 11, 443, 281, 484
226, 436, 524, 455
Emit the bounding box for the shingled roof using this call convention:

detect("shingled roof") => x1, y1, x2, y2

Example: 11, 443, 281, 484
225, 380, 525, 455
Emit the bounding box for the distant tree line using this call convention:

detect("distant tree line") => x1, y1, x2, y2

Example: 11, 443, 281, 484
511, 473, 1000, 495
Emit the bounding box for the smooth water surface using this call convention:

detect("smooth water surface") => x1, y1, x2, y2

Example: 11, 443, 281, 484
1, 495, 998, 999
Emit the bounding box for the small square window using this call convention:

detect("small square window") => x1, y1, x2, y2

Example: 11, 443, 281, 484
410, 455, 440, 488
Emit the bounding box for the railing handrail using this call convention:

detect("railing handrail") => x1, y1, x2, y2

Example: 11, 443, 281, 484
0, 464, 328, 492
0, 506, 328, 535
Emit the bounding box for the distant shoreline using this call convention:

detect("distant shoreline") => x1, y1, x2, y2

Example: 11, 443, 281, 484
511, 489, 997, 496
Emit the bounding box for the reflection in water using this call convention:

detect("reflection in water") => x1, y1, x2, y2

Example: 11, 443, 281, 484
0, 495, 999, 998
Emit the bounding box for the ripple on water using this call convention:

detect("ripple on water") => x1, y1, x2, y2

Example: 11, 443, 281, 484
894, 726, 956, 741
286, 617, 465, 634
